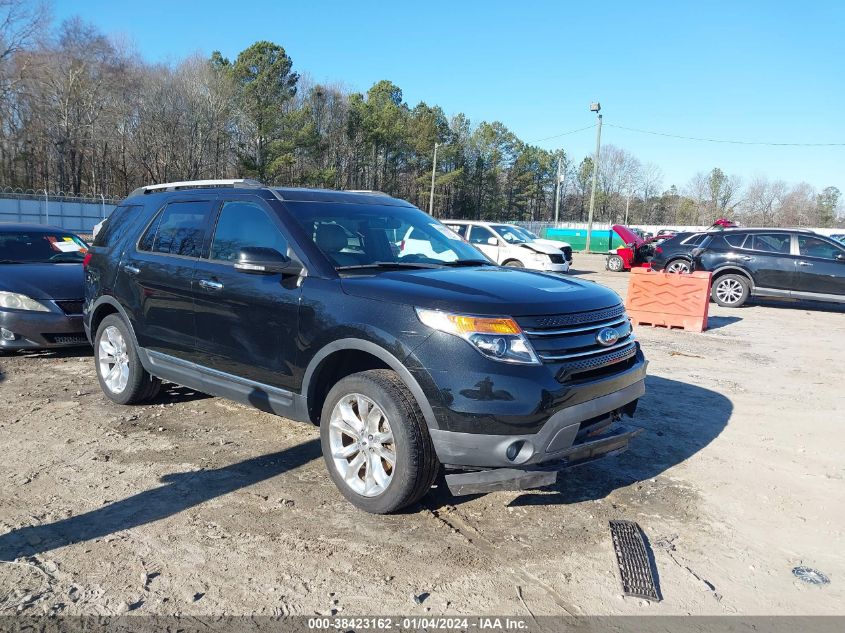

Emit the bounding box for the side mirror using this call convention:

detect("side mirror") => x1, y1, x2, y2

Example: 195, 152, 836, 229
486, 237, 498, 246
836, 253, 845, 262
234, 247, 300, 275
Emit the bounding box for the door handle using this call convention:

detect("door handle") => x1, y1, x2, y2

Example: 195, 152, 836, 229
122, 264, 140, 275
739, 256, 753, 261
798, 261, 813, 267
198, 279, 223, 291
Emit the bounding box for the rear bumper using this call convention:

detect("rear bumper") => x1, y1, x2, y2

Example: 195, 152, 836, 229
0, 308, 88, 350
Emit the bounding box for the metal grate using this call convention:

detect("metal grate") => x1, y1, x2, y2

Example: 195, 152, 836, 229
530, 304, 626, 329
45, 334, 88, 345
609, 520, 661, 601
55, 300, 84, 315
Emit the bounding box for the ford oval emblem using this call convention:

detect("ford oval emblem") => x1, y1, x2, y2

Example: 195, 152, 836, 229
596, 328, 619, 346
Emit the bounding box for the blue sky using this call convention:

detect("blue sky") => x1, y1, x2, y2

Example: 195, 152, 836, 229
53, 0, 845, 192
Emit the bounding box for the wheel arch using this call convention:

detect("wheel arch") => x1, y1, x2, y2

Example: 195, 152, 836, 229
88, 297, 138, 347
302, 338, 440, 431
710, 266, 754, 287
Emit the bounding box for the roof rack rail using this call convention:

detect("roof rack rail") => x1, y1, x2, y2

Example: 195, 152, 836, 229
128, 179, 264, 197
344, 189, 390, 197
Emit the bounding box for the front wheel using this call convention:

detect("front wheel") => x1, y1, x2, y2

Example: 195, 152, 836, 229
711, 274, 750, 308
320, 369, 439, 514
504, 260, 524, 268
606, 254, 625, 272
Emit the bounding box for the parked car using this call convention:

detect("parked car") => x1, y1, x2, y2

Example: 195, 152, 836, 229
691, 228, 845, 307
649, 232, 709, 273
605, 224, 655, 272
441, 220, 570, 273
0, 224, 89, 353
831, 233, 845, 245
509, 226, 573, 265
85, 180, 646, 513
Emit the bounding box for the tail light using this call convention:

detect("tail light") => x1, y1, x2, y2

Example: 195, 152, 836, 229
654, 246, 663, 254
82, 252, 92, 269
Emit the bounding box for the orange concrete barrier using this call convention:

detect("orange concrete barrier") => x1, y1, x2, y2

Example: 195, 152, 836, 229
625, 268, 712, 332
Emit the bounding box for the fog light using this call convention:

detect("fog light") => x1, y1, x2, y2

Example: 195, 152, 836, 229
1, 328, 16, 341
506, 440, 525, 462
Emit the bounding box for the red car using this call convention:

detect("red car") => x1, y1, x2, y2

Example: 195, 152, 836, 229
605, 225, 660, 272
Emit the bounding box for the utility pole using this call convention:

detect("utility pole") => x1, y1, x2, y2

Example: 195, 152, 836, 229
428, 142, 440, 215
624, 179, 632, 225
585, 102, 602, 252
554, 156, 562, 224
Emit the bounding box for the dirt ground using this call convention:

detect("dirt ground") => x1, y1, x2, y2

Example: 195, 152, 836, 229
0, 253, 842, 617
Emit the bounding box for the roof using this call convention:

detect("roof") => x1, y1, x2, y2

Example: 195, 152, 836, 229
124, 179, 413, 207
0, 222, 78, 233
708, 227, 817, 233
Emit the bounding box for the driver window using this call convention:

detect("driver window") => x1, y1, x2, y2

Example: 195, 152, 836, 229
468, 226, 496, 245
797, 236, 841, 260
210, 201, 288, 262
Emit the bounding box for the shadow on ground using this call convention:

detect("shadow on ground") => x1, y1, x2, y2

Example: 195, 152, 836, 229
752, 298, 845, 314
503, 374, 732, 507
0, 440, 321, 561
706, 315, 742, 330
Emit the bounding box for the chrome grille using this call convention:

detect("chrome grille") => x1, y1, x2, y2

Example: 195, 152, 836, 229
518, 305, 636, 377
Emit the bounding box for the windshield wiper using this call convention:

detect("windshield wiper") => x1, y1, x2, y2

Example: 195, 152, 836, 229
335, 261, 445, 271
441, 259, 494, 267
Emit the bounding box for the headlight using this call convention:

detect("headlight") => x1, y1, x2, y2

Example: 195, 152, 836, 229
416, 308, 540, 365
529, 251, 550, 261
0, 291, 50, 312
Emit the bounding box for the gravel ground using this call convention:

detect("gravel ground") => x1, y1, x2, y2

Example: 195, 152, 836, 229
0, 253, 842, 616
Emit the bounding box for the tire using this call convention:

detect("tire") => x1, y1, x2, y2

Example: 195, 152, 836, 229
711, 274, 750, 308
320, 369, 439, 514
504, 260, 524, 268
666, 259, 691, 274
94, 314, 161, 405
606, 254, 625, 272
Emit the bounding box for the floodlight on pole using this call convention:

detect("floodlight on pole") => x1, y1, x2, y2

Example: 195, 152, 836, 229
585, 102, 602, 252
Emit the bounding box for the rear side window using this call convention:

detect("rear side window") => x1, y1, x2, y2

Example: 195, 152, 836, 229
749, 233, 791, 254
138, 200, 212, 258
682, 233, 707, 246
93, 205, 139, 248
445, 223, 468, 238
210, 201, 288, 262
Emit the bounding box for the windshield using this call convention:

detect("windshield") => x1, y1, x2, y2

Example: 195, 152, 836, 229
518, 227, 539, 240
285, 202, 491, 270
491, 225, 530, 244
0, 231, 88, 263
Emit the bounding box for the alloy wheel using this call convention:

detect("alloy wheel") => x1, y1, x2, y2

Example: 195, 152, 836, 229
328, 393, 396, 497
98, 325, 130, 394
667, 261, 690, 273
716, 279, 744, 305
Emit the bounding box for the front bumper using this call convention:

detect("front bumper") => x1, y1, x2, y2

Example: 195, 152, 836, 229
0, 308, 88, 350
530, 260, 570, 273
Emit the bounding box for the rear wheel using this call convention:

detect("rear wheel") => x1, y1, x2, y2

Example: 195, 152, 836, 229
320, 369, 439, 514
95, 314, 161, 405
606, 254, 625, 272
711, 274, 750, 308
666, 259, 691, 274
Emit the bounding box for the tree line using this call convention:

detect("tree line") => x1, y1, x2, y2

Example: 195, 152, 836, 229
0, 4, 842, 227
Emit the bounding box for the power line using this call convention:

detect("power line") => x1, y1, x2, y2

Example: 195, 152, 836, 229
529, 124, 596, 143
605, 123, 845, 147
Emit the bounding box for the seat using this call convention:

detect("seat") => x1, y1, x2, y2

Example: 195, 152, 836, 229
315, 224, 361, 267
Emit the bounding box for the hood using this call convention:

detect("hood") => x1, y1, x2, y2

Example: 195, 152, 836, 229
514, 241, 566, 256
340, 266, 621, 316
533, 238, 571, 249
0, 263, 84, 300
611, 225, 645, 247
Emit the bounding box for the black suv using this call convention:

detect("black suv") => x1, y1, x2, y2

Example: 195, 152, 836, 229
692, 228, 845, 307
84, 180, 647, 513
649, 232, 708, 273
